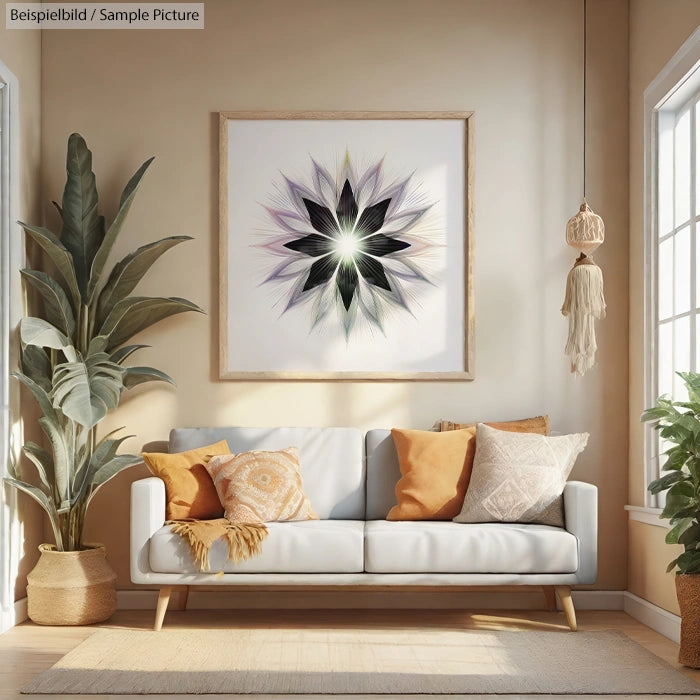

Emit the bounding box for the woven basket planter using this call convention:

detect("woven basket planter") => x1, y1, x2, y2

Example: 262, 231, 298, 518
27, 543, 117, 626
676, 574, 700, 668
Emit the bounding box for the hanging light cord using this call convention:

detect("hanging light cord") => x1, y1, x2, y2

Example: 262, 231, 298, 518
583, 0, 587, 201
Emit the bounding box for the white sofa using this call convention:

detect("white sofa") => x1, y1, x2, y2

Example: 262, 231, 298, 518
130, 426, 598, 630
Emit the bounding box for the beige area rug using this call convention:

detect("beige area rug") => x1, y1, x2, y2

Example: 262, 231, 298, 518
21, 627, 700, 695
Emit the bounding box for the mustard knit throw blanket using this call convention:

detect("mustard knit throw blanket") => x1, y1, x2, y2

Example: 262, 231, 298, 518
168, 519, 268, 572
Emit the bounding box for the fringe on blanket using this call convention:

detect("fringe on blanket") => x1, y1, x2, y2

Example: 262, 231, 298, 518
168, 518, 268, 572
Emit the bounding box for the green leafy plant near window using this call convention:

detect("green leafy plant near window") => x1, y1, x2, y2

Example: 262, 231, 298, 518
642, 371, 700, 574
3, 133, 202, 551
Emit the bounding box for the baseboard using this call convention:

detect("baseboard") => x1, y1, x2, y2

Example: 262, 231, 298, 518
623, 591, 681, 644
0, 597, 27, 634
15, 597, 28, 625
117, 590, 159, 609
572, 590, 625, 610
117, 588, 624, 612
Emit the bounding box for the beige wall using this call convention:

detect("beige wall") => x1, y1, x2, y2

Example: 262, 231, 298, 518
36, 0, 630, 592
628, 1, 700, 612
0, 1, 45, 600
628, 520, 682, 615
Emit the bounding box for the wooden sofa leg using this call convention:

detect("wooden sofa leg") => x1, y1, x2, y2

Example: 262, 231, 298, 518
154, 586, 172, 631
554, 585, 577, 631
542, 586, 557, 612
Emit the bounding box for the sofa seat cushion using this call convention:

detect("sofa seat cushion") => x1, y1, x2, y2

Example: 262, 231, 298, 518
150, 520, 364, 573
364, 521, 578, 574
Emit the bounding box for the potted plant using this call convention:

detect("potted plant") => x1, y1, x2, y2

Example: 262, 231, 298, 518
642, 370, 700, 667
3, 133, 202, 625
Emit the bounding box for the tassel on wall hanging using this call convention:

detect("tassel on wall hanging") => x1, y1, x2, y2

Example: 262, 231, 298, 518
561, 0, 606, 376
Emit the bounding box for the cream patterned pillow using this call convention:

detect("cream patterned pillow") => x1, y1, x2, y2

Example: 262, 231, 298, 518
205, 447, 318, 524
453, 423, 588, 526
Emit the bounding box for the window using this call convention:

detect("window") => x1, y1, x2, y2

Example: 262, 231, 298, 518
645, 28, 700, 507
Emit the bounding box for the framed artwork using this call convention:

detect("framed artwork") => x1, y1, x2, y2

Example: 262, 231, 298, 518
219, 111, 474, 380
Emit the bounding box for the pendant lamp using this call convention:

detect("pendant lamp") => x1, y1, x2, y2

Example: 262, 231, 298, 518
561, 0, 606, 376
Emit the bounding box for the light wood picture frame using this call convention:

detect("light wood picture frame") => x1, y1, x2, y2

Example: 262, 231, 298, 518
219, 111, 474, 380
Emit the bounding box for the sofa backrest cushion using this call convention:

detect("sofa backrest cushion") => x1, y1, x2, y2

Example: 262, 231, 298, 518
169, 427, 365, 519
365, 429, 402, 520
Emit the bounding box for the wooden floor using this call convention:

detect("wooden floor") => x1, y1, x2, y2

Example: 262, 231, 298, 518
1, 608, 699, 698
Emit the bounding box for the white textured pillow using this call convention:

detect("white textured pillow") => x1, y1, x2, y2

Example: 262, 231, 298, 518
453, 423, 588, 526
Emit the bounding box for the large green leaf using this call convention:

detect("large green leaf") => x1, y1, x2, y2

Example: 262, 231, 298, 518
664, 413, 699, 437
20, 269, 76, 338
641, 405, 675, 422
37, 415, 70, 507
123, 366, 174, 389
87, 335, 109, 355
679, 372, 700, 404
674, 401, 700, 416
12, 377, 68, 507
88, 157, 154, 301
675, 550, 700, 574
669, 506, 700, 521
659, 422, 691, 444
95, 236, 191, 326
5, 473, 66, 550
85, 454, 143, 510
110, 344, 149, 365
678, 522, 700, 546
3, 477, 54, 514
661, 447, 689, 471
12, 371, 60, 426
668, 481, 695, 498
60, 134, 102, 300
51, 353, 125, 429
661, 493, 696, 519
99, 296, 203, 352
72, 433, 132, 502
20, 317, 76, 362
648, 470, 686, 494
666, 517, 695, 544
22, 441, 54, 496
19, 223, 80, 310
690, 459, 700, 483
20, 345, 52, 392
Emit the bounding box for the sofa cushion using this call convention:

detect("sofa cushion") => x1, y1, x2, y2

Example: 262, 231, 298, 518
365, 429, 403, 520
364, 520, 578, 574
150, 520, 364, 573
170, 427, 364, 519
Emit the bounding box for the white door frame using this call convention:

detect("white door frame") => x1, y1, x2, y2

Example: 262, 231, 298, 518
0, 58, 23, 633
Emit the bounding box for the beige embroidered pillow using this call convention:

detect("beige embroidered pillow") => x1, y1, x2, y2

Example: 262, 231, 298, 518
205, 447, 318, 524
453, 423, 588, 526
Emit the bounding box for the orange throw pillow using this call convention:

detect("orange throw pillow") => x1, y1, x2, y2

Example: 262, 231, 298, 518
142, 440, 230, 520
388, 417, 550, 521
388, 428, 475, 521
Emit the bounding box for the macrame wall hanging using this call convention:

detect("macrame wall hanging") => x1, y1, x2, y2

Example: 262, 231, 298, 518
561, 0, 606, 376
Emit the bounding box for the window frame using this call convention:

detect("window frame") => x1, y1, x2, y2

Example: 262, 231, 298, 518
0, 59, 21, 633
644, 27, 700, 508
